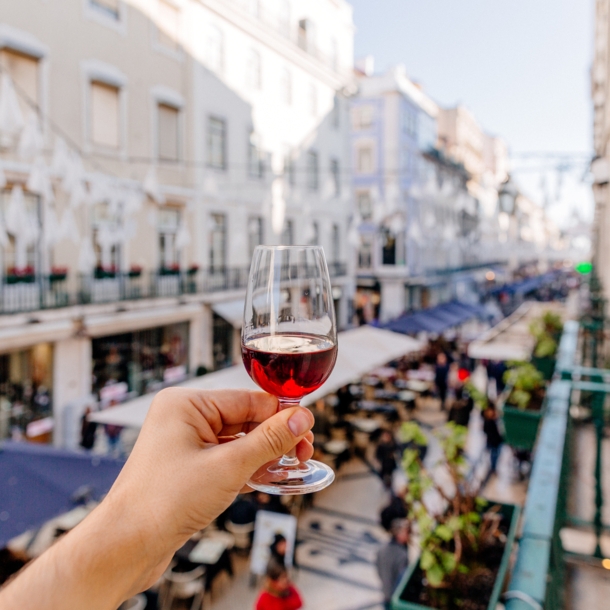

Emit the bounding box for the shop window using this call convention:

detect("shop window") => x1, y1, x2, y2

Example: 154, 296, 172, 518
207, 25, 224, 73
281, 219, 294, 246
91, 81, 120, 148
209, 213, 226, 271
90, 0, 120, 19
92, 322, 189, 398
158, 103, 180, 161
0, 189, 41, 274
157, 0, 180, 51
0, 49, 39, 112
307, 150, 318, 191
207, 116, 226, 169
248, 216, 264, 257
330, 158, 340, 196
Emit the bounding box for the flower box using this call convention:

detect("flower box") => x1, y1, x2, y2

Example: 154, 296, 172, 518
187, 265, 199, 276
128, 266, 142, 278
391, 503, 520, 610
160, 265, 180, 276
6, 266, 36, 284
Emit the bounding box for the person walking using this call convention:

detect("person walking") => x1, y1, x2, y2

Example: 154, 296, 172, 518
375, 430, 398, 489
483, 403, 504, 476
376, 519, 410, 610
434, 352, 450, 411
255, 563, 303, 610
79, 407, 98, 451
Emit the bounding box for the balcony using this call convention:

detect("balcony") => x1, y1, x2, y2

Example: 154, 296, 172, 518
0, 262, 349, 314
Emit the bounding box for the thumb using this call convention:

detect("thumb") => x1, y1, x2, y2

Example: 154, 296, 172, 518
228, 407, 314, 478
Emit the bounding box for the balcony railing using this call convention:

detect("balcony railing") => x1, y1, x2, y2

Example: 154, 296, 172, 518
0, 262, 348, 314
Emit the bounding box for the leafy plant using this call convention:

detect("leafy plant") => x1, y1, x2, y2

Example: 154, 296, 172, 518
464, 381, 488, 410
529, 311, 563, 358
399, 422, 502, 588
503, 362, 545, 410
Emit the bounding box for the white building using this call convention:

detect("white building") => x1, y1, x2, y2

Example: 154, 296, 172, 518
0, 0, 355, 446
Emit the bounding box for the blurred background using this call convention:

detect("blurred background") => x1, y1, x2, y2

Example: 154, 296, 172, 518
0, 0, 605, 609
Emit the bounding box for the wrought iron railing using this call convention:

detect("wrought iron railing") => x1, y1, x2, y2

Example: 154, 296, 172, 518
0, 262, 349, 314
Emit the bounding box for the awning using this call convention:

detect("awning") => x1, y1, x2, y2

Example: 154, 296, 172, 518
0, 442, 123, 547
489, 272, 560, 297
0, 319, 74, 354
211, 299, 244, 329
383, 301, 488, 336
468, 301, 565, 361
90, 326, 423, 429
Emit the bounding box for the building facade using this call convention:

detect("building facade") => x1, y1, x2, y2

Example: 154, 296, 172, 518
0, 0, 355, 445
351, 64, 496, 324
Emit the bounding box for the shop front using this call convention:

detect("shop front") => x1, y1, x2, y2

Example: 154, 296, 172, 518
0, 343, 54, 442
92, 322, 189, 400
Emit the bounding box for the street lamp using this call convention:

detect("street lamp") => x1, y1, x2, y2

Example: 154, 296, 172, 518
498, 176, 518, 215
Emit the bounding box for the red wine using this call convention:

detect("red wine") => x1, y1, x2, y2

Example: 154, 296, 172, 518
242, 334, 337, 400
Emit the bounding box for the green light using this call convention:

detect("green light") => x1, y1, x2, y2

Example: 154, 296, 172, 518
575, 261, 593, 275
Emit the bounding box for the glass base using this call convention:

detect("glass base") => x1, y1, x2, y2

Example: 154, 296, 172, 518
248, 458, 335, 495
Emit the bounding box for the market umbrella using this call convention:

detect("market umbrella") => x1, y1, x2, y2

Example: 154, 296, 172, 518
0, 442, 124, 548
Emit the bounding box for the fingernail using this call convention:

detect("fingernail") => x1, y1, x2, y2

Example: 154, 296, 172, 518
288, 409, 312, 436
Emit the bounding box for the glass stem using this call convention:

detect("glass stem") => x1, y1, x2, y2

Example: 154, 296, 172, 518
278, 398, 301, 467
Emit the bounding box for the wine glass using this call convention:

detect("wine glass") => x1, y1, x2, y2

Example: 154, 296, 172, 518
242, 245, 338, 495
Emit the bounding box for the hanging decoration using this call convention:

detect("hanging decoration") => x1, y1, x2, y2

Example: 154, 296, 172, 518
5, 185, 26, 236
27, 157, 54, 205
62, 150, 86, 196
0, 74, 25, 146
96, 225, 115, 269
42, 205, 61, 247
18, 110, 44, 160
143, 166, 165, 204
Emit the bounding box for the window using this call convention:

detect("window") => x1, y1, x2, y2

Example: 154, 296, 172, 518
357, 146, 374, 174
284, 147, 295, 186
158, 104, 179, 161
248, 217, 264, 257
0, 49, 39, 112
352, 105, 373, 130
279, 0, 291, 36
332, 224, 340, 262
248, 132, 264, 179
381, 228, 396, 265
330, 37, 338, 71
207, 25, 224, 73
280, 68, 292, 105
281, 219, 294, 246
0, 189, 40, 273
157, 0, 180, 51
91, 81, 120, 148
306, 151, 318, 191
92, 202, 122, 272
330, 158, 340, 196
207, 117, 226, 169
158, 208, 180, 268
247, 49, 262, 90
309, 221, 319, 245
358, 235, 373, 269
309, 83, 317, 117
298, 19, 316, 53
357, 190, 372, 220
332, 96, 340, 129
209, 213, 226, 271
90, 0, 120, 19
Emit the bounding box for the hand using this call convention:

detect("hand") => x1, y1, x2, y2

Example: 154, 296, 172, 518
0, 389, 315, 610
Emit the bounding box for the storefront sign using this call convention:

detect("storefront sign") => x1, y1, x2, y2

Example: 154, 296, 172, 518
163, 365, 187, 383
26, 417, 54, 438
100, 382, 129, 402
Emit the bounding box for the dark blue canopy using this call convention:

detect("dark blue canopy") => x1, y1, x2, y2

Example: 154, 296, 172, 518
384, 301, 489, 336
489, 272, 559, 296
0, 442, 124, 547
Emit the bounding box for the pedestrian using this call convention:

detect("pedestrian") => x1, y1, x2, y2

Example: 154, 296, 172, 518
255, 563, 303, 610
103, 400, 124, 458
375, 430, 398, 489
268, 534, 288, 570
79, 407, 98, 451
483, 403, 504, 476
376, 519, 410, 610
379, 488, 408, 532
434, 352, 450, 411
447, 386, 474, 428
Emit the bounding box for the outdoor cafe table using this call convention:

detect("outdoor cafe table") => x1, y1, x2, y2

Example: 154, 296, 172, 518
176, 536, 233, 589
402, 380, 431, 393
355, 400, 398, 418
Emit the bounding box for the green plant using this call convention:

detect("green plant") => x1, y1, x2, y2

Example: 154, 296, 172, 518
529, 311, 563, 358
503, 362, 545, 410
464, 381, 488, 410
399, 422, 502, 589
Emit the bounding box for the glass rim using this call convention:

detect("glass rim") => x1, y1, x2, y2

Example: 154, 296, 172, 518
253, 245, 324, 251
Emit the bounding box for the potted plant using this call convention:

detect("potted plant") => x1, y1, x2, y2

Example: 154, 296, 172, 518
500, 362, 546, 452
94, 265, 117, 279
392, 422, 520, 610
160, 263, 180, 276
49, 266, 68, 283
187, 264, 199, 276
128, 265, 142, 278
529, 310, 563, 380
6, 266, 36, 284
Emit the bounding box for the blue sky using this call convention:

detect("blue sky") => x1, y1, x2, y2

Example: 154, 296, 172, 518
348, 0, 594, 225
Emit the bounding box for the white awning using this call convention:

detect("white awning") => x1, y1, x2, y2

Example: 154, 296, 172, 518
90, 326, 423, 428
211, 299, 244, 329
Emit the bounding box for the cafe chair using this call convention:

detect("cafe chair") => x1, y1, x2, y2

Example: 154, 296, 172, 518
225, 520, 254, 553
160, 565, 206, 610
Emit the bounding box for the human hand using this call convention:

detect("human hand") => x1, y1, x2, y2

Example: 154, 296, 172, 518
103, 388, 315, 592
